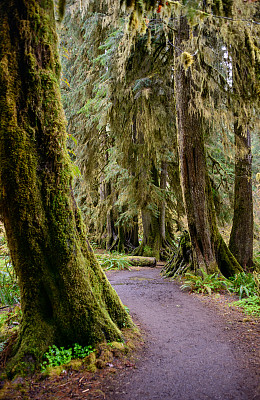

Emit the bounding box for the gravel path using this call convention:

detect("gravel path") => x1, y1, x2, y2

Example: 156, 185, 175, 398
104, 267, 259, 400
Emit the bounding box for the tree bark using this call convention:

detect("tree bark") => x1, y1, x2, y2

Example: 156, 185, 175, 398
159, 161, 167, 241
174, 17, 242, 277
0, 0, 131, 375
229, 124, 253, 269
128, 215, 139, 248
140, 208, 161, 260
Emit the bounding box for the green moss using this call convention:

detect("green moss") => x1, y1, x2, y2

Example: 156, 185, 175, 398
84, 351, 96, 366
65, 359, 82, 371
87, 363, 97, 373
110, 341, 125, 351
43, 365, 65, 377
0, 0, 134, 376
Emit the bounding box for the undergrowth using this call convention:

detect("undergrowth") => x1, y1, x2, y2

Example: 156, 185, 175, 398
0, 259, 20, 306
232, 296, 260, 317
180, 269, 260, 317
96, 252, 132, 270
180, 270, 228, 295
0, 232, 20, 306
41, 343, 95, 371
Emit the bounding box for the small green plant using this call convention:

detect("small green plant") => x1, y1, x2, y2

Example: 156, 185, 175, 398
41, 343, 95, 371
73, 343, 94, 359
96, 253, 131, 270
227, 272, 259, 299
232, 296, 260, 317
180, 270, 228, 295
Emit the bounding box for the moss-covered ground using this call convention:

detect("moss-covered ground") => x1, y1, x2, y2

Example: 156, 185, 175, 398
0, 326, 143, 400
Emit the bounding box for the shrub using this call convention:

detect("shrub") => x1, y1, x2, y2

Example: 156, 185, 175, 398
41, 343, 95, 371
180, 270, 228, 295
227, 272, 259, 299
96, 253, 131, 270
232, 296, 260, 317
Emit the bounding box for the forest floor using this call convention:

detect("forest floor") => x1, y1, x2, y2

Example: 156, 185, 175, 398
1, 266, 260, 400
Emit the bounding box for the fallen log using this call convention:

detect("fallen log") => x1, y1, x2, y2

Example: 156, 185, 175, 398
126, 256, 156, 267
96, 254, 157, 267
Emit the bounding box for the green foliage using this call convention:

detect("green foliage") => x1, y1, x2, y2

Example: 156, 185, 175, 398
0, 312, 9, 351
181, 270, 260, 300
229, 272, 260, 317
232, 296, 260, 317
0, 258, 20, 306
0, 305, 22, 352
41, 343, 95, 371
181, 269, 260, 317
227, 272, 259, 300
180, 270, 228, 295
96, 253, 132, 270
0, 230, 19, 306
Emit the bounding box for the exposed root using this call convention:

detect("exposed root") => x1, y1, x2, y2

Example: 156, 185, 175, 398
162, 231, 193, 278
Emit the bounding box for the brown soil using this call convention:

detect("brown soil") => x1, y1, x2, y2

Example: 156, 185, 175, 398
1, 267, 259, 399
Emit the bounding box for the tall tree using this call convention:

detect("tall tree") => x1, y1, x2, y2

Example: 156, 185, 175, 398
229, 124, 253, 269
228, 1, 259, 269
0, 0, 131, 375
60, 7, 182, 259
118, 0, 259, 275
174, 16, 242, 276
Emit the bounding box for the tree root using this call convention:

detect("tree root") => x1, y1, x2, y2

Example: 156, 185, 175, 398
162, 231, 193, 278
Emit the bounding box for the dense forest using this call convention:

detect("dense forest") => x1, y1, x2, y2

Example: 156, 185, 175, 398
0, 0, 259, 380
59, 0, 260, 272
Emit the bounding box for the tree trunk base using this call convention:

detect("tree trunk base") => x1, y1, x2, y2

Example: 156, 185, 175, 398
161, 231, 243, 279
131, 238, 176, 262
161, 231, 193, 278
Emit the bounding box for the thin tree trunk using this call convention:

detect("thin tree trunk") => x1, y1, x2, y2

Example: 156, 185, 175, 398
174, 17, 242, 277
160, 161, 167, 241
128, 215, 139, 248
229, 124, 253, 269
0, 0, 131, 375
141, 208, 161, 260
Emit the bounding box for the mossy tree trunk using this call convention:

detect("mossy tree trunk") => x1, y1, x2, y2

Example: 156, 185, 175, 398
139, 208, 162, 260
127, 215, 139, 248
229, 124, 253, 269
228, 24, 255, 271
132, 163, 173, 260
104, 181, 117, 250
0, 0, 131, 376
174, 17, 242, 277
159, 161, 167, 241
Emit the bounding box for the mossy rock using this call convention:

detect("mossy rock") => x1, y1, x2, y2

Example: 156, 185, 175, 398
96, 359, 107, 369
43, 365, 65, 377
95, 344, 113, 369
125, 339, 136, 351
84, 351, 96, 366
86, 363, 97, 373
110, 341, 125, 351
65, 359, 83, 371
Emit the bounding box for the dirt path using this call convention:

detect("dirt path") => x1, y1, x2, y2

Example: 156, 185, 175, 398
104, 267, 260, 400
